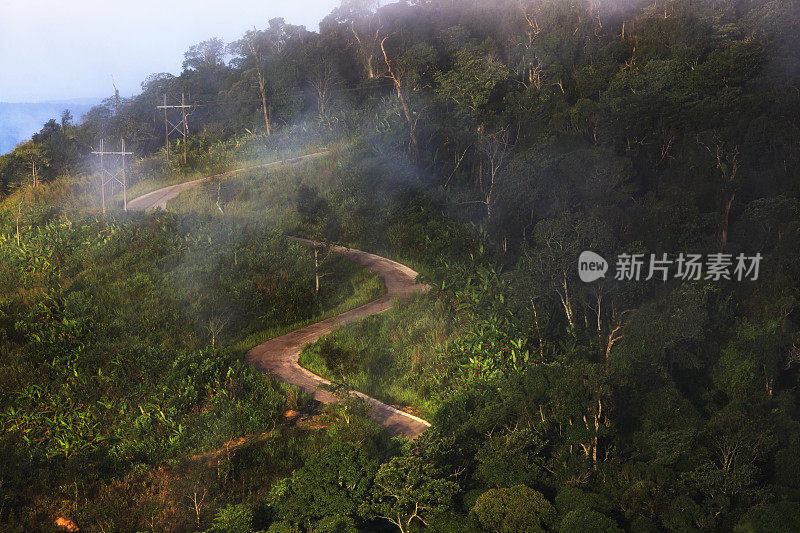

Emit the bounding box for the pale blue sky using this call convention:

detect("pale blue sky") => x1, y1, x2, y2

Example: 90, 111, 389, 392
0, 0, 343, 103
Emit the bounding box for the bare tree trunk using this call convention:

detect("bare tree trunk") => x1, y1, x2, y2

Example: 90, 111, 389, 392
190, 487, 206, 529
381, 37, 417, 157
605, 312, 627, 359
260, 80, 271, 136
559, 272, 577, 335
351, 23, 381, 79
310, 58, 338, 125
477, 128, 510, 224
368, 56, 375, 78
531, 298, 545, 359
699, 134, 740, 249
722, 191, 734, 248
16, 202, 21, 246
593, 292, 603, 332
583, 398, 602, 470
248, 32, 271, 136
314, 247, 321, 293
206, 311, 229, 348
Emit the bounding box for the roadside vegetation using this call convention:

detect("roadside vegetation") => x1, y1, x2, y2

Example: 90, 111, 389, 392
0, 174, 384, 530
299, 294, 453, 418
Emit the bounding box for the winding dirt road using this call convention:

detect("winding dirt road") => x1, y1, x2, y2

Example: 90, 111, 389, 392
126, 151, 328, 211
128, 159, 432, 439
247, 240, 431, 438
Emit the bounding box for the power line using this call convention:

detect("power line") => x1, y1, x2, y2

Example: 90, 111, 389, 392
91, 139, 133, 213
157, 93, 193, 165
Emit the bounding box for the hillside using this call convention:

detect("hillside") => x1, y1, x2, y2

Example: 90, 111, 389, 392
2, 1, 800, 532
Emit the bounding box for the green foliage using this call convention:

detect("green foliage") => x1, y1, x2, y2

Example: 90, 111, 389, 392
558, 508, 622, 533
471, 485, 556, 533
554, 487, 612, 516
734, 502, 800, 533
314, 515, 358, 533
474, 429, 546, 488
0, 191, 384, 527
208, 503, 254, 533
369, 455, 459, 533
272, 442, 377, 526
435, 47, 509, 120
299, 293, 454, 416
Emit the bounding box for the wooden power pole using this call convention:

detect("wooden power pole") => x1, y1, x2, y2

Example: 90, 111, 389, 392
157, 93, 192, 165
92, 139, 133, 213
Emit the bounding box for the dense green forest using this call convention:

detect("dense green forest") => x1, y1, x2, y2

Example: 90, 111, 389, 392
3, 0, 800, 531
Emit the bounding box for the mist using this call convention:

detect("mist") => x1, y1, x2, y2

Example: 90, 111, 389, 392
0, 0, 344, 103
0, 100, 96, 155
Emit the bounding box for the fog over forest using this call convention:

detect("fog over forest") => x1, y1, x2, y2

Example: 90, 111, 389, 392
2, 0, 800, 532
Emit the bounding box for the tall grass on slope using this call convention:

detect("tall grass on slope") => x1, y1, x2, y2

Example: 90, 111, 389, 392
298, 293, 460, 418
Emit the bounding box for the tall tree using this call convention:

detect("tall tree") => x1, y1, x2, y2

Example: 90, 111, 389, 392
332, 0, 382, 79
368, 456, 458, 533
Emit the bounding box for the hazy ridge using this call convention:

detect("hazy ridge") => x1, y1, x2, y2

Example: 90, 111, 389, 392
0, 99, 97, 154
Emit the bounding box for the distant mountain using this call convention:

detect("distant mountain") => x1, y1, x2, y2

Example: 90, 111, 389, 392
0, 99, 99, 154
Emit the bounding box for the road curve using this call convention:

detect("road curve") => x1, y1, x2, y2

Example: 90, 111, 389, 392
126, 162, 432, 439
127, 151, 328, 211
246, 239, 431, 439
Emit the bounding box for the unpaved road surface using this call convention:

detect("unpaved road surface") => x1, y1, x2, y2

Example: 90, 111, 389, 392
127, 151, 328, 211
246, 239, 431, 439
127, 162, 432, 439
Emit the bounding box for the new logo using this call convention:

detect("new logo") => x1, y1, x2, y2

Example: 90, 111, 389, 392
578, 251, 608, 282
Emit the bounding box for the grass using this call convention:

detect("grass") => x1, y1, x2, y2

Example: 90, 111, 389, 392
167, 150, 344, 230
124, 144, 326, 201
104, 132, 343, 210
231, 265, 384, 356
298, 292, 461, 418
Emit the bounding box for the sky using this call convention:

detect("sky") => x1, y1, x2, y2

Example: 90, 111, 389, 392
0, 0, 343, 103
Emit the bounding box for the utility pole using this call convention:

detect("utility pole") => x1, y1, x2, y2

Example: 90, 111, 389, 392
157, 93, 192, 165
163, 95, 169, 163
92, 139, 133, 213
98, 139, 105, 213
121, 138, 128, 210
181, 93, 188, 165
